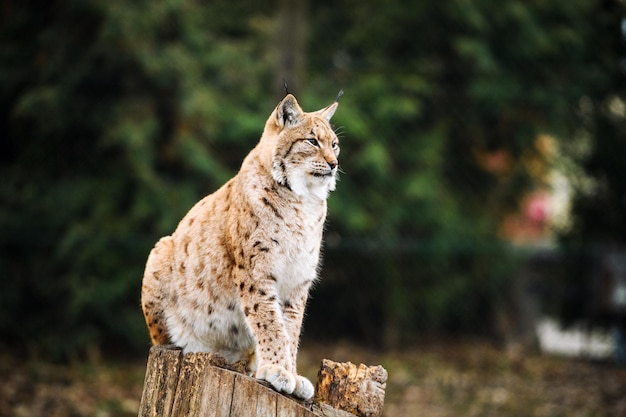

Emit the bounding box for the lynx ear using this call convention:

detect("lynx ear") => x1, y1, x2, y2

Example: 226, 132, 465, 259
315, 102, 339, 122
276, 94, 303, 128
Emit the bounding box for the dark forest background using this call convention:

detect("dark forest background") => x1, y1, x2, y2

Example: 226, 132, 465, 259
1, 0, 625, 360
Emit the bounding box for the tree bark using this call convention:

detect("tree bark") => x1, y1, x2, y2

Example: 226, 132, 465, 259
315, 359, 388, 417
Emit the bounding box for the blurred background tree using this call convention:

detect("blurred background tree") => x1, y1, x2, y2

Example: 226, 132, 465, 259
0, 0, 277, 357
0, 0, 623, 359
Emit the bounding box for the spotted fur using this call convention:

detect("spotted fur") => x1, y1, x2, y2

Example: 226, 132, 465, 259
141, 94, 340, 400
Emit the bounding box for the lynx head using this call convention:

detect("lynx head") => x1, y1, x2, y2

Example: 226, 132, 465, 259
265, 94, 340, 200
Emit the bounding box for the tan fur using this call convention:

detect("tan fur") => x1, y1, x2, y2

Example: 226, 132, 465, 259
141, 94, 340, 399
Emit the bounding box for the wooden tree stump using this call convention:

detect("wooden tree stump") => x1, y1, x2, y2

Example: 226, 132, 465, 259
315, 359, 388, 417
137, 345, 386, 417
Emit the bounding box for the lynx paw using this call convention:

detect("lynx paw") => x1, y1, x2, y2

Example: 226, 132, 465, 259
256, 364, 296, 395
293, 375, 314, 400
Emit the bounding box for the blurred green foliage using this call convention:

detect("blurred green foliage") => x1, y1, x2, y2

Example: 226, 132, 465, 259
0, 0, 276, 357
0, 0, 623, 358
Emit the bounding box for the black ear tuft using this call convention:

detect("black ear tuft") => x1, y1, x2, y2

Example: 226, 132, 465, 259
335, 89, 344, 103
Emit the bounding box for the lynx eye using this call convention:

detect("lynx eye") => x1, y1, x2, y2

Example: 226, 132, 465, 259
332, 141, 339, 150
305, 138, 319, 147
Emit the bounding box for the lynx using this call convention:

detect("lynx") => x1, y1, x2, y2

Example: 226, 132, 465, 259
141, 94, 340, 400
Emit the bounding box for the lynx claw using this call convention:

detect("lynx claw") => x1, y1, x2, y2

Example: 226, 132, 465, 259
256, 364, 296, 395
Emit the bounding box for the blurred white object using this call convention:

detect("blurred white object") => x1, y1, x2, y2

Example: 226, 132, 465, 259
536, 317, 615, 359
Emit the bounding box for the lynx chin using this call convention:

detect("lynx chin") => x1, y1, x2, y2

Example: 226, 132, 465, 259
141, 94, 341, 400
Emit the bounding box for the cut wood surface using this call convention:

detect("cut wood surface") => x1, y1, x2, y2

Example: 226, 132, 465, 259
137, 345, 372, 417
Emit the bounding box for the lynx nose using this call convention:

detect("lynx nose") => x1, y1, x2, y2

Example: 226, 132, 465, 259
327, 160, 338, 170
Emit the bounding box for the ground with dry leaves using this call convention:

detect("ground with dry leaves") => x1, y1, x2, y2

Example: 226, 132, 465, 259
1, 341, 625, 417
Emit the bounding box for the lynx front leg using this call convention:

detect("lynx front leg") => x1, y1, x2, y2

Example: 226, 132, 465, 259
281, 284, 314, 399
238, 276, 299, 396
